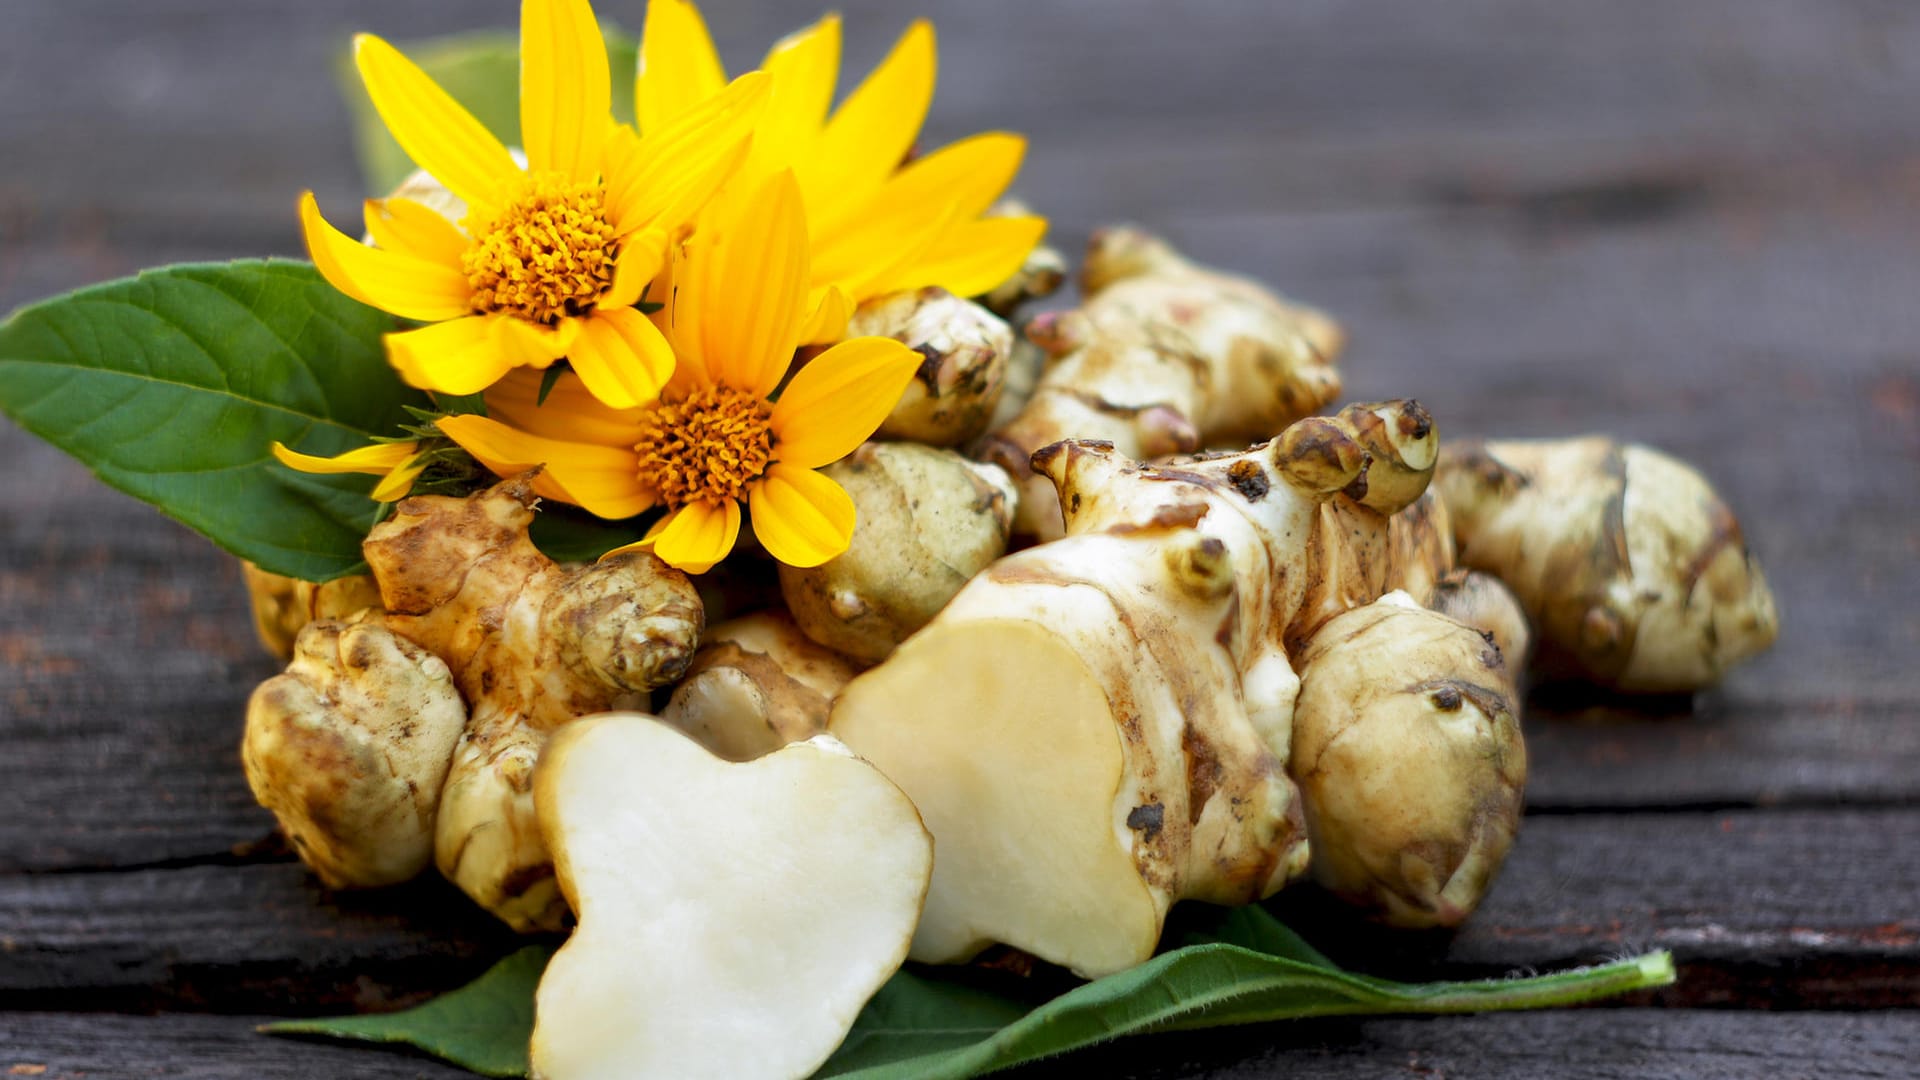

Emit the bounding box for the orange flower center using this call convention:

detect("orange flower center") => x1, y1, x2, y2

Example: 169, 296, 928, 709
632, 386, 775, 508
463, 171, 619, 324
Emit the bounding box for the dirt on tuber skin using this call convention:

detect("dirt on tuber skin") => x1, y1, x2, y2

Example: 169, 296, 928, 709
778, 442, 1018, 663
661, 611, 862, 761
242, 476, 704, 931
978, 226, 1346, 539
1434, 436, 1778, 692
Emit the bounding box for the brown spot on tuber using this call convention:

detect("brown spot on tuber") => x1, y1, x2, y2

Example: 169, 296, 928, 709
1126, 803, 1165, 842
1227, 460, 1271, 501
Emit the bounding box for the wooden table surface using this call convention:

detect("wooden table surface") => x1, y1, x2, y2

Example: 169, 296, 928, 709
4, 1, 1917, 1076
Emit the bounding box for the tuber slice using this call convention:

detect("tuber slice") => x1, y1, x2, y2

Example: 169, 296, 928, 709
530, 715, 932, 1080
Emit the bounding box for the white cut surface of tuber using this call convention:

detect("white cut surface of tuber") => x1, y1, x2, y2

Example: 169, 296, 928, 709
530, 715, 932, 1080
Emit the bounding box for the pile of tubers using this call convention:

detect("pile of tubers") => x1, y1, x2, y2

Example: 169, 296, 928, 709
241, 225, 1778, 1078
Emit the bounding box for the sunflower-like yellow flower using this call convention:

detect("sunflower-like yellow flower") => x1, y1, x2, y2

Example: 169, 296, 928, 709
270, 441, 426, 503
435, 172, 922, 574
638, 0, 1046, 338
300, 0, 767, 409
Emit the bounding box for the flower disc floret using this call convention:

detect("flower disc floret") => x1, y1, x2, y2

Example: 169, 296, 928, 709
632, 386, 775, 507
463, 172, 620, 324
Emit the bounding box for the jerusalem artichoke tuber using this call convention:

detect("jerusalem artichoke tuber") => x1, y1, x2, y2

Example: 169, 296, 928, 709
777, 442, 1017, 663
979, 227, 1346, 538
1434, 437, 1778, 692
852, 287, 1015, 447
240, 561, 382, 660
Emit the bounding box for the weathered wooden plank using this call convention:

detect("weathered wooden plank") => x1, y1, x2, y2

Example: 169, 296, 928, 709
3, 1007, 1917, 1080
0, 863, 518, 1014
2, 809, 1913, 1012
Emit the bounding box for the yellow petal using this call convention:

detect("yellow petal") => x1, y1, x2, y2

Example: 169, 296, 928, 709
603, 227, 668, 309
647, 499, 741, 574
354, 34, 519, 211
437, 413, 653, 520
386, 315, 568, 396
520, 0, 612, 182
747, 463, 855, 568
637, 0, 726, 135
810, 200, 957, 302
804, 20, 935, 222
769, 336, 922, 469
271, 440, 420, 476
796, 284, 852, 346
826, 132, 1026, 238
369, 458, 429, 502
301, 192, 473, 322
362, 197, 468, 266
485, 368, 648, 448
756, 15, 841, 167
607, 74, 768, 236
873, 215, 1048, 298
698, 171, 811, 398
569, 306, 677, 409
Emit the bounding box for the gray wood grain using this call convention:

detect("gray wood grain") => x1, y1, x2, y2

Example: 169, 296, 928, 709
4, 1008, 1916, 1080
2, 810, 1913, 1012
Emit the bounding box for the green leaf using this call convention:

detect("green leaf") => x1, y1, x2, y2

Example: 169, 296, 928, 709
0, 260, 431, 581
264, 906, 1673, 1079
341, 29, 638, 196
263, 946, 554, 1079
528, 503, 646, 564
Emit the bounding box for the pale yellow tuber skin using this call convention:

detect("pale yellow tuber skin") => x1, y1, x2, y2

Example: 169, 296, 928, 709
1290, 592, 1526, 929
243, 476, 704, 931
853, 287, 1015, 447
777, 443, 1017, 663
834, 403, 1448, 978
240, 562, 382, 660
1434, 437, 1779, 692
242, 620, 466, 888
661, 611, 861, 762
358, 477, 704, 931
979, 226, 1346, 539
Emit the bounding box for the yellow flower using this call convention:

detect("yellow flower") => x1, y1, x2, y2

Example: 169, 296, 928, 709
637, 0, 1046, 338
271, 441, 426, 503
436, 172, 922, 574
300, 0, 767, 409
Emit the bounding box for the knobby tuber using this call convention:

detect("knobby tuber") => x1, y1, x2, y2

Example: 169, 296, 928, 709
979, 226, 1346, 539
242, 477, 704, 931
661, 611, 860, 761
833, 400, 1482, 976
243, 620, 466, 887
854, 287, 1015, 447
777, 442, 1017, 663
1290, 591, 1526, 927
1434, 437, 1778, 691
531, 715, 931, 1080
